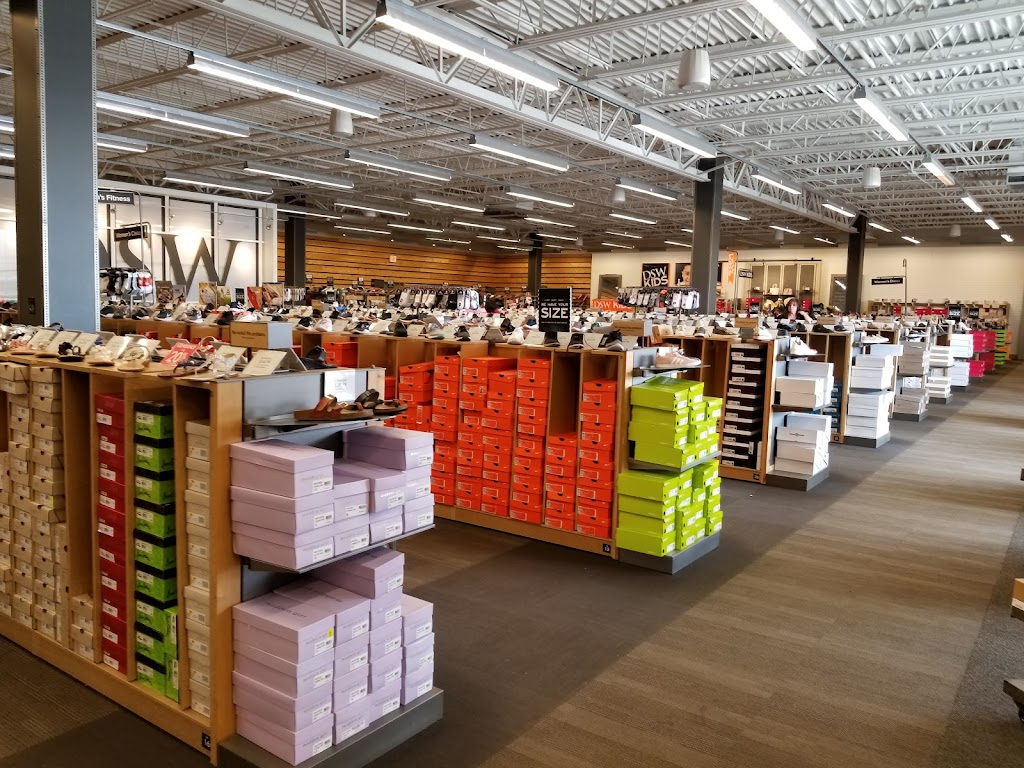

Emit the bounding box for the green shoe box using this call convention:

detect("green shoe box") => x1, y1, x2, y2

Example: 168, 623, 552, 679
678, 502, 705, 529
693, 460, 720, 486
696, 436, 719, 459
618, 511, 675, 536
134, 499, 176, 539
628, 420, 688, 448
688, 420, 715, 443
136, 653, 167, 696
690, 401, 707, 423
704, 397, 723, 420
692, 485, 708, 505
135, 530, 177, 570
707, 477, 722, 499
617, 470, 680, 502
630, 406, 688, 429
705, 497, 722, 517
615, 527, 677, 557
135, 401, 174, 440
678, 521, 707, 551
630, 377, 703, 411
166, 657, 179, 703
135, 562, 178, 603
706, 511, 724, 535
135, 622, 171, 668
618, 494, 675, 518
634, 441, 697, 470
135, 469, 175, 505
135, 436, 175, 473
674, 485, 693, 509
135, 593, 177, 637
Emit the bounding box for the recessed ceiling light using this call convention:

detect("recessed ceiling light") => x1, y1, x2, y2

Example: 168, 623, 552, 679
868, 221, 892, 232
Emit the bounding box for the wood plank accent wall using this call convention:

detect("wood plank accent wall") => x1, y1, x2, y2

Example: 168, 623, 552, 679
276, 231, 592, 294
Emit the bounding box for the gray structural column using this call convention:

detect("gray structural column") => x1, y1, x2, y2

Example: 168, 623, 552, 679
691, 157, 723, 314
846, 214, 867, 313
11, 0, 98, 330
283, 214, 306, 286
527, 232, 542, 295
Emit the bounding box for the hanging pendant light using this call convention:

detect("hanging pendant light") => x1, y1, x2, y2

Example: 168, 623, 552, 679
676, 49, 711, 91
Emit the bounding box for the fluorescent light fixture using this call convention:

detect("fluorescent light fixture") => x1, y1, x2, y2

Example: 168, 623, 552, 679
614, 176, 678, 202
0, 116, 14, 133
187, 51, 381, 118
279, 206, 342, 221
345, 148, 451, 182
162, 171, 271, 195
451, 219, 505, 231
335, 201, 410, 217
747, 0, 820, 52
868, 221, 892, 232
985, 217, 1000, 230
751, 169, 801, 196
960, 194, 983, 213
853, 86, 909, 143
1001, 233, 1014, 242
721, 209, 750, 220
523, 216, 574, 228
664, 240, 692, 248
601, 242, 636, 249
0, 147, 13, 160
606, 231, 641, 239
375, 0, 560, 92
496, 245, 530, 251
243, 161, 354, 191
681, 227, 694, 233
478, 235, 521, 243
536, 232, 576, 241
922, 154, 955, 187
630, 113, 716, 158
427, 237, 472, 244
769, 224, 800, 234
469, 134, 568, 172
411, 192, 485, 213
823, 202, 855, 217
609, 210, 657, 225
96, 133, 149, 153
901, 235, 921, 244
335, 225, 391, 234
813, 236, 836, 245
503, 185, 574, 208
96, 92, 251, 137
388, 222, 444, 233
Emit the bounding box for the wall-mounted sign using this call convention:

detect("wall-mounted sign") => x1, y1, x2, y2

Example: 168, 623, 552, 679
738, 268, 754, 279
642, 263, 669, 287
870, 276, 904, 286
98, 190, 135, 205
947, 304, 962, 320
113, 223, 150, 242
968, 306, 981, 319
537, 287, 572, 332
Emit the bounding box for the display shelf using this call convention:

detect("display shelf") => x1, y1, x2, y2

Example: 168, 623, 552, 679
953, 384, 969, 392
434, 504, 615, 557
617, 531, 720, 574
931, 394, 953, 405
845, 433, 892, 448
627, 450, 722, 474
244, 526, 436, 574
1011, 602, 1024, 623
634, 363, 709, 372
218, 688, 444, 768
718, 464, 764, 483
1004, 679, 1024, 722
892, 411, 927, 422
765, 467, 830, 492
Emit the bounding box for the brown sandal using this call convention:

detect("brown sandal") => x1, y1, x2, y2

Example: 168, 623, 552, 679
293, 399, 373, 421
374, 399, 408, 416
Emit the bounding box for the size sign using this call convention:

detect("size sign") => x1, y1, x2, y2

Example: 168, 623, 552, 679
537, 288, 572, 333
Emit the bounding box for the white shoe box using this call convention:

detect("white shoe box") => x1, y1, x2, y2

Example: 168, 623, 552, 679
776, 440, 828, 464
846, 424, 890, 439
774, 455, 828, 475
786, 413, 832, 432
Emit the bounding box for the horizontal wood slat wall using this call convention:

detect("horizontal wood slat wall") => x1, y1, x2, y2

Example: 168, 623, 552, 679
276, 232, 592, 294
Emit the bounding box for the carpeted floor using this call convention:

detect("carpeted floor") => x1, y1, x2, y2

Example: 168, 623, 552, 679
2, 368, 1024, 767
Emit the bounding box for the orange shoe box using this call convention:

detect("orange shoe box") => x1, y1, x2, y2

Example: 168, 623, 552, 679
462, 357, 516, 380
509, 506, 543, 525
460, 398, 485, 412
576, 480, 614, 504
480, 413, 513, 432
515, 382, 549, 402
484, 399, 515, 418
435, 441, 457, 462
436, 492, 455, 507
576, 502, 612, 527
433, 355, 461, 381
399, 363, 434, 390
517, 401, 548, 423
544, 479, 575, 504
545, 501, 575, 521
431, 410, 459, 431
513, 454, 544, 475
461, 411, 482, 429
480, 431, 514, 455
481, 482, 510, 507
543, 516, 574, 531
433, 379, 459, 397
579, 427, 616, 450
481, 460, 512, 483
515, 436, 545, 457
544, 462, 574, 479
456, 446, 483, 466
459, 463, 483, 479
578, 460, 615, 484
455, 477, 481, 497
579, 409, 617, 428
546, 434, 578, 465
458, 429, 481, 447
398, 388, 432, 405
576, 521, 612, 539
517, 421, 546, 437
579, 447, 615, 468
456, 490, 483, 512
432, 475, 455, 495
432, 428, 457, 443
480, 500, 509, 517
581, 380, 618, 409
407, 404, 432, 424
434, 396, 459, 414
432, 458, 455, 476
488, 372, 517, 401
461, 380, 488, 398
513, 473, 543, 495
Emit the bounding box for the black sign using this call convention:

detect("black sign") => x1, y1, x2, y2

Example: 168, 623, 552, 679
98, 190, 135, 205
738, 268, 754, 279
113, 223, 149, 242
537, 287, 572, 332
968, 306, 980, 319
642, 263, 669, 287
235, 288, 246, 304
870, 276, 904, 286
947, 304, 962, 320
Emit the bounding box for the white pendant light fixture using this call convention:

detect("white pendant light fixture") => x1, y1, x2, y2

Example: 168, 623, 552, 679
813, 236, 836, 245
496, 245, 531, 251
388, 222, 444, 233
868, 221, 893, 233
96, 133, 149, 153
243, 161, 355, 191
335, 201, 410, 217
187, 52, 381, 118
614, 176, 678, 202
610, 187, 627, 206
769, 224, 800, 235
345, 149, 452, 182
0, 147, 14, 160
427, 237, 472, 244
721, 209, 750, 221
676, 49, 711, 91
681, 227, 694, 233
523, 216, 574, 228
335, 225, 391, 234
451, 219, 505, 231
922, 154, 955, 187
664, 240, 692, 248
746, 0, 819, 52
97, 92, 251, 137
985, 217, 1000, 230
412, 192, 485, 213
605, 231, 641, 239
608, 210, 657, 225
853, 86, 909, 142
631, 113, 717, 158
822, 201, 855, 217
536, 232, 577, 241
960, 194, 983, 213
162, 171, 272, 195
751, 168, 801, 196
330, 109, 354, 136
901, 235, 921, 244
601, 241, 636, 249
279, 206, 342, 221
478, 235, 521, 243
375, 0, 560, 92
0, 116, 12, 133
1001, 232, 1014, 242
503, 185, 574, 208
862, 166, 882, 189
469, 134, 568, 172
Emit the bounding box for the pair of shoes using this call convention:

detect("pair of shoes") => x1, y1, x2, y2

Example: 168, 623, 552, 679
654, 350, 701, 369
599, 329, 625, 352
543, 331, 560, 348
789, 337, 818, 356
507, 328, 525, 345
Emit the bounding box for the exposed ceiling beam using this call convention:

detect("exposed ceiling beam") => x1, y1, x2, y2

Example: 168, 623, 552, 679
96, 8, 210, 48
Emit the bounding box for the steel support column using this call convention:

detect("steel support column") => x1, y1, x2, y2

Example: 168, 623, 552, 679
846, 214, 867, 313
527, 233, 542, 295
692, 157, 723, 314
283, 215, 306, 286
11, 0, 98, 329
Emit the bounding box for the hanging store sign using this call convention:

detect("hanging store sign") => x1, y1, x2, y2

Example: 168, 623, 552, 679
642, 263, 669, 287
537, 287, 572, 332
968, 306, 981, 319
870, 276, 904, 286
947, 304, 962, 320
738, 268, 754, 279
98, 190, 136, 205
113, 223, 150, 242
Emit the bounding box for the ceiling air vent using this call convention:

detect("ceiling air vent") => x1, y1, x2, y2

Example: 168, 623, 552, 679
1007, 146, 1024, 185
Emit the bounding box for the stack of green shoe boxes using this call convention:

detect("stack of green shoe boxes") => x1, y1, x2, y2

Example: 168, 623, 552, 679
133, 400, 179, 701
629, 377, 720, 469
615, 470, 682, 555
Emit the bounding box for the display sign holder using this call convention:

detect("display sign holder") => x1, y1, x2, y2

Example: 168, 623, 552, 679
537, 288, 572, 333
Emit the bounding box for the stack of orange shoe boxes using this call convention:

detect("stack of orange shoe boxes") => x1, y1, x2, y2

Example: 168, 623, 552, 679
430, 355, 460, 507
576, 380, 618, 539
395, 362, 434, 432
480, 368, 516, 516
512, 357, 551, 525
459, 358, 516, 514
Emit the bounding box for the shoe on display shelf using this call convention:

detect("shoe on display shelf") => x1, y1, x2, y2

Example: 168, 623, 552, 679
312, 318, 333, 332
297, 316, 313, 329
454, 325, 471, 342
483, 325, 505, 342
568, 332, 585, 350
507, 327, 525, 345
654, 350, 701, 369
368, 320, 390, 333
754, 328, 774, 341
861, 333, 888, 344
543, 331, 561, 348
353, 321, 372, 334
599, 329, 624, 349
789, 337, 818, 356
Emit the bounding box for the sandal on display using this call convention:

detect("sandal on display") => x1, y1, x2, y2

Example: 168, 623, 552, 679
355, 389, 381, 409
85, 346, 117, 367
374, 399, 408, 416
57, 343, 85, 363
117, 344, 152, 372
159, 359, 211, 379
293, 400, 374, 421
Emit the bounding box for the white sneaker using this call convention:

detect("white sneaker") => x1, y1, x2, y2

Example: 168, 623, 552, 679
861, 333, 888, 344
654, 350, 701, 369
754, 328, 774, 341
507, 327, 525, 345
789, 337, 818, 356
313, 318, 334, 332
368, 320, 390, 333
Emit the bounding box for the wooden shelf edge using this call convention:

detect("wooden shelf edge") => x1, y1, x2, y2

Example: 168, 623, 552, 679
0, 615, 214, 758
434, 504, 615, 557
719, 465, 764, 484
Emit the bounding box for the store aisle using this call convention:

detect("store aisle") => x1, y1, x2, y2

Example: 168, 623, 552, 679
1, 370, 1022, 768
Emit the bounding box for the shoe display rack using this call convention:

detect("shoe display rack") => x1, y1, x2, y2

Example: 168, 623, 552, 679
785, 329, 854, 444
893, 340, 929, 422
719, 339, 777, 484
1004, 579, 1024, 723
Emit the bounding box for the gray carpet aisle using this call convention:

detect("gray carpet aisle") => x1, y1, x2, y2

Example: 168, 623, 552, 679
1, 368, 1023, 768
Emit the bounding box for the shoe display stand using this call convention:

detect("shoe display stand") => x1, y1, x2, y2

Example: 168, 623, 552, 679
719, 339, 777, 484
1004, 580, 1024, 723
787, 330, 854, 444
844, 336, 901, 449
893, 337, 929, 422
0, 358, 443, 766
295, 331, 488, 378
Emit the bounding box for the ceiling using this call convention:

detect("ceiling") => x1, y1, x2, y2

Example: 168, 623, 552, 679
2, 0, 1022, 253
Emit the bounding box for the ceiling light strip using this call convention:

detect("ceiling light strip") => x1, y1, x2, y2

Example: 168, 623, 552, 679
630, 113, 716, 158
411, 192, 485, 213
346, 148, 452, 182
162, 170, 271, 195
614, 176, 678, 202
469, 134, 568, 172
244, 161, 354, 190
96, 92, 251, 137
